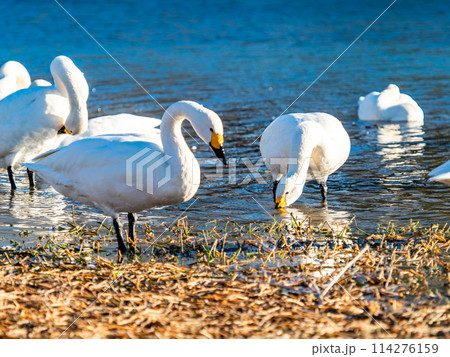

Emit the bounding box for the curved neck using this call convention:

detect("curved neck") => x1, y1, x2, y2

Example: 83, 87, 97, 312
51, 57, 88, 135
286, 126, 321, 195
160, 102, 200, 158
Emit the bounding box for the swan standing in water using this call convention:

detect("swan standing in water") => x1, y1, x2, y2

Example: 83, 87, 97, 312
0, 61, 31, 100
0, 55, 89, 190
429, 160, 450, 186
24, 101, 227, 255
358, 84, 424, 123
260, 113, 350, 208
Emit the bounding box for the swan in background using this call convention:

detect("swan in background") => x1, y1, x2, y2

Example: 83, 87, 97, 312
0, 61, 31, 100
0, 55, 89, 190
24, 101, 228, 256
429, 160, 450, 186
358, 84, 424, 123
260, 113, 350, 209
30, 79, 52, 87
59, 113, 161, 147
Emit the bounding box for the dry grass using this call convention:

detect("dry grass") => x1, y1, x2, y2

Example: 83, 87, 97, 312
0, 217, 449, 338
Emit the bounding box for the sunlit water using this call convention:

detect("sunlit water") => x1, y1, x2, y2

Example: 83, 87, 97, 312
0, 0, 449, 247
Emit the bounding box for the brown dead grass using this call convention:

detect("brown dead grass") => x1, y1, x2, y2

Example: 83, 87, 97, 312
0, 218, 449, 338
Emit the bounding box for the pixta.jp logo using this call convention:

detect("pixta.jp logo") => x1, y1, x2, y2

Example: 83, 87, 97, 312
126, 148, 172, 194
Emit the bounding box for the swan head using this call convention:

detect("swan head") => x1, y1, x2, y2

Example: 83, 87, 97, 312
50, 56, 89, 136
0, 60, 31, 90
274, 175, 305, 209
384, 84, 400, 95
177, 101, 228, 166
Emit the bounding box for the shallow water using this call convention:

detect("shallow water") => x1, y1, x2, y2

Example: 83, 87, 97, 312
0, 0, 449, 245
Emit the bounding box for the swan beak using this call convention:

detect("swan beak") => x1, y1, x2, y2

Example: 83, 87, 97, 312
275, 194, 287, 209
57, 126, 72, 135
210, 132, 228, 166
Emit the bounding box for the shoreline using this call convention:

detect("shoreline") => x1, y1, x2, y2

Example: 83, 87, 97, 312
0, 219, 449, 338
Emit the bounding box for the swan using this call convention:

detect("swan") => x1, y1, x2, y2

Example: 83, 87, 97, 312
59, 113, 161, 147
358, 84, 423, 123
260, 112, 350, 208
429, 160, 450, 186
30, 79, 52, 87
0, 61, 31, 100
0, 55, 89, 190
24, 100, 227, 255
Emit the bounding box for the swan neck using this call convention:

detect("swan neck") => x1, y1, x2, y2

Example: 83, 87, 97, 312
51, 58, 89, 135
160, 103, 198, 157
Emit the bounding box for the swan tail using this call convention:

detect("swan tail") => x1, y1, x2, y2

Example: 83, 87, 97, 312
30, 147, 63, 162
50, 56, 89, 135
22, 162, 75, 189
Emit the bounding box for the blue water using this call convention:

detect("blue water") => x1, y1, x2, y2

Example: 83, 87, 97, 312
0, 0, 449, 243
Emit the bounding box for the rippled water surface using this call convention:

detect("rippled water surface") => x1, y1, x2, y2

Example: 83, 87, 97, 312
0, 0, 449, 245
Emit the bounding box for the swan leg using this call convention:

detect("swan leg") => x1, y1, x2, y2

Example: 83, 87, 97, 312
272, 180, 280, 203
320, 182, 327, 201
113, 217, 127, 255
27, 169, 35, 189
7, 166, 17, 190
127, 212, 137, 253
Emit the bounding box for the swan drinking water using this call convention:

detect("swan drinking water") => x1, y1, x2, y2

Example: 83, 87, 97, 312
0, 61, 31, 100
0, 55, 89, 190
24, 100, 227, 255
358, 84, 424, 123
260, 113, 350, 208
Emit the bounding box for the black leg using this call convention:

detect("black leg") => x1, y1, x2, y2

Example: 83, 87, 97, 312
320, 182, 327, 201
7, 166, 17, 190
113, 217, 127, 255
272, 180, 279, 203
127, 212, 137, 253
27, 169, 35, 189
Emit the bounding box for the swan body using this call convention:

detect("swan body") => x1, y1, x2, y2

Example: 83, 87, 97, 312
429, 160, 450, 186
59, 113, 161, 147
260, 113, 350, 208
24, 101, 227, 254
358, 84, 423, 123
30, 79, 52, 87
0, 55, 89, 189
0, 61, 31, 100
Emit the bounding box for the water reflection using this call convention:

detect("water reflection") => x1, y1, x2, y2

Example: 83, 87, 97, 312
274, 201, 351, 231
376, 123, 425, 164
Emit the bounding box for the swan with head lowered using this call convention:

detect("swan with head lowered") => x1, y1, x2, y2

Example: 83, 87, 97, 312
429, 160, 450, 186
24, 100, 227, 256
0, 61, 31, 100
358, 84, 423, 123
260, 112, 350, 209
0, 55, 89, 190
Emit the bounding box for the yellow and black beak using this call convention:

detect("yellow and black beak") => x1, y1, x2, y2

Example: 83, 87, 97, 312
275, 194, 287, 209
210, 131, 228, 166
57, 126, 72, 135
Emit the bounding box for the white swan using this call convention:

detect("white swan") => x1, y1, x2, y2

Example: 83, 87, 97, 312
429, 160, 450, 186
358, 84, 424, 123
0, 61, 31, 100
30, 79, 52, 87
24, 100, 227, 255
260, 113, 350, 208
59, 113, 161, 147
0, 55, 89, 190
